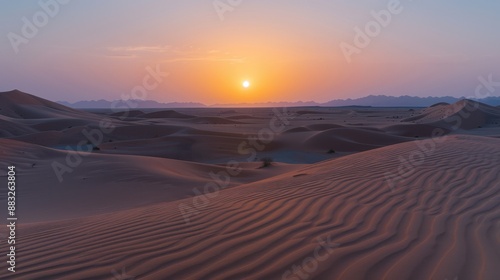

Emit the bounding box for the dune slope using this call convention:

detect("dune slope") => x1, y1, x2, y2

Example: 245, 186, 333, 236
0, 90, 96, 119
5, 135, 499, 280
404, 99, 500, 129
0, 139, 304, 222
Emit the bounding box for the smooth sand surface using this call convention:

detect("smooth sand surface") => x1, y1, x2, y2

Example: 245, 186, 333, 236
0, 90, 499, 279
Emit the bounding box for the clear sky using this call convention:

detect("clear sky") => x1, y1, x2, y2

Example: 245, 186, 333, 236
1, 0, 499, 104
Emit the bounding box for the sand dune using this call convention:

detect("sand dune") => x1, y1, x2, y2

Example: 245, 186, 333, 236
4, 135, 499, 279
383, 124, 451, 138
279, 127, 411, 153
404, 99, 500, 129
283, 124, 345, 134
107, 124, 186, 140
98, 132, 248, 162
304, 127, 411, 152
140, 110, 196, 119
429, 102, 450, 107
0, 90, 95, 119
0, 138, 304, 222
181, 116, 244, 125
305, 123, 346, 131
222, 114, 263, 120
110, 110, 145, 118
0, 90, 126, 146
0, 116, 37, 137
296, 109, 339, 115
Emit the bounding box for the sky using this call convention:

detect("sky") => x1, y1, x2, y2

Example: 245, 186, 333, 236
0, 0, 499, 105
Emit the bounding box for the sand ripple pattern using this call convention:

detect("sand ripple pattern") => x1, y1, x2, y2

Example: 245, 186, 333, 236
2, 135, 499, 280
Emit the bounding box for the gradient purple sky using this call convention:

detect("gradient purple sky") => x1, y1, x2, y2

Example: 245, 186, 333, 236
1, 0, 499, 104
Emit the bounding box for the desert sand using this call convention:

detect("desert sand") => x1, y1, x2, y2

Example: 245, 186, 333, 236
0, 90, 499, 279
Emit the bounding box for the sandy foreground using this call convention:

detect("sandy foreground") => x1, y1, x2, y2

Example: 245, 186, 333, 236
0, 90, 499, 279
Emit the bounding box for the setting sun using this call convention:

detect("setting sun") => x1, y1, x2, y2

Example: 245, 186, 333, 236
242, 80, 250, 88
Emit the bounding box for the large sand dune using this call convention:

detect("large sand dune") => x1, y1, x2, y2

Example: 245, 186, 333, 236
3, 135, 498, 280
403, 99, 500, 129
0, 90, 96, 119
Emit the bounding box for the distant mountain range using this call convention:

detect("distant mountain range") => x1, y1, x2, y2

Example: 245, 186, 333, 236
209, 101, 320, 107
322, 95, 500, 107
58, 95, 500, 108
57, 99, 206, 108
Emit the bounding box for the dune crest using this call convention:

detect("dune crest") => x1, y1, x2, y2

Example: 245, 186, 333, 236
403, 99, 500, 129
